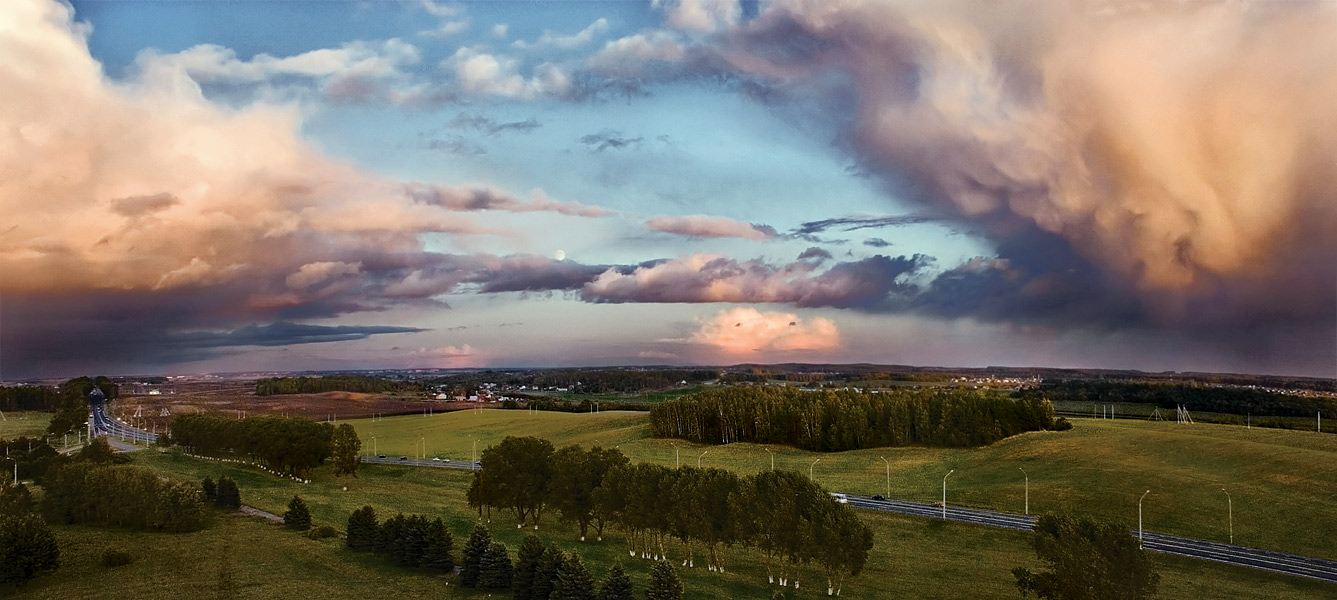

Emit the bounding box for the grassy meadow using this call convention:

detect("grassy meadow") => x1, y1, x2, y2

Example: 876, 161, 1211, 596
0, 411, 52, 440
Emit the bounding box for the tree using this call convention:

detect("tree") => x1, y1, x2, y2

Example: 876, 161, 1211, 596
77, 437, 117, 464
645, 560, 683, 600
551, 552, 596, 600
153, 482, 208, 533
346, 505, 379, 552
531, 544, 566, 600
422, 517, 454, 573
215, 477, 241, 509
1012, 513, 1160, 600
0, 483, 34, 518
550, 445, 629, 541
479, 541, 514, 591
331, 423, 361, 478
284, 495, 312, 531
470, 436, 555, 528
201, 477, 218, 504
513, 533, 546, 600
598, 562, 634, 600
460, 523, 492, 587
0, 513, 60, 585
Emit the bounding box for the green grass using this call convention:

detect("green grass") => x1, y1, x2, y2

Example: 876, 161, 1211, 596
527, 385, 709, 405
348, 409, 1337, 561
0, 411, 52, 440
65, 446, 1331, 600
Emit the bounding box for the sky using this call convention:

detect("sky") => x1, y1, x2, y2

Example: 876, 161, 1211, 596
1, 0, 1335, 380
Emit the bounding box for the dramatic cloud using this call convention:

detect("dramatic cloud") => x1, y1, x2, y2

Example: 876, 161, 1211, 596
645, 215, 776, 240
716, 0, 1337, 330
582, 253, 927, 308
794, 215, 938, 236
796, 247, 833, 263
689, 307, 839, 354
168, 322, 425, 349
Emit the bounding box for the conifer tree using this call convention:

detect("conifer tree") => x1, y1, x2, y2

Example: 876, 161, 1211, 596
201, 477, 217, 503
423, 517, 454, 573
645, 560, 683, 600
513, 533, 546, 600
346, 505, 379, 552
283, 495, 312, 530
598, 562, 634, 600
531, 545, 566, 600
551, 552, 596, 600
479, 541, 514, 590
460, 523, 492, 587
214, 477, 241, 509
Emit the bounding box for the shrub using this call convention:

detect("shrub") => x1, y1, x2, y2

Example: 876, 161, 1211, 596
307, 525, 338, 540
100, 549, 134, 567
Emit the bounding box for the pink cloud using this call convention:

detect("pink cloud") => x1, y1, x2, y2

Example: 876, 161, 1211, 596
645, 214, 775, 240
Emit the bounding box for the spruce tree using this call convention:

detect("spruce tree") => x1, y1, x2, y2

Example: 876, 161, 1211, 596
598, 562, 634, 600
201, 477, 217, 503
346, 506, 379, 552
645, 560, 683, 600
479, 541, 514, 591
531, 545, 565, 600
283, 496, 312, 531
422, 517, 454, 573
0, 513, 61, 585
551, 552, 596, 600
460, 523, 492, 587
214, 477, 241, 509
513, 533, 545, 600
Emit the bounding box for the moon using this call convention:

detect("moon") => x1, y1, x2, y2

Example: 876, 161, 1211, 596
554, 249, 566, 261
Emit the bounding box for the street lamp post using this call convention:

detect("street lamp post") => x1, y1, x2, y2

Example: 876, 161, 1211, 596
879, 456, 890, 499
472, 438, 480, 470
1018, 468, 1029, 515
671, 443, 679, 468
764, 447, 775, 471
372, 437, 377, 456
420, 436, 425, 459
698, 450, 708, 468
1222, 488, 1233, 545
809, 458, 821, 481
1139, 490, 1151, 549
942, 469, 955, 520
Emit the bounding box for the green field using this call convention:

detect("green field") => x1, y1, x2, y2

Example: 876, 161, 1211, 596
9, 409, 1336, 599
348, 409, 1337, 561
526, 385, 709, 405
14, 445, 1324, 600
0, 411, 51, 440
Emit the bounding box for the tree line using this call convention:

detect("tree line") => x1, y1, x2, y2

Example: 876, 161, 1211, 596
166, 414, 334, 477
1021, 380, 1336, 418
41, 456, 209, 533
650, 387, 1067, 451
467, 436, 873, 595
254, 375, 407, 396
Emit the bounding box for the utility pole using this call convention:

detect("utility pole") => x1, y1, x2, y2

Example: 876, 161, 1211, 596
1139, 490, 1151, 549
1222, 488, 1233, 544
1018, 467, 1029, 515
880, 456, 890, 498
942, 469, 955, 520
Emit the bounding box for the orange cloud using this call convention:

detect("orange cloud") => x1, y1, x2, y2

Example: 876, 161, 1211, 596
689, 307, 840, 354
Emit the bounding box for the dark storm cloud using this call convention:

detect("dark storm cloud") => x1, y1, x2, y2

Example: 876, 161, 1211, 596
796, 246, 832, 263
793, 215, 938, 236
166, 322, 426, 349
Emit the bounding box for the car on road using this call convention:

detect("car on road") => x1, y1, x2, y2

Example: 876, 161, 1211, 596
872, 494, 886, 501
431, 457, 441, 461
378, 455, 386, 458
399, 456, 408, 461
830, 493, 848, 504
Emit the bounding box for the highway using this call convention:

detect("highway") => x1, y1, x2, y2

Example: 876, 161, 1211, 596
360, 455, 479, 470
88, 397, 159, 444
846, 495, 1337, 585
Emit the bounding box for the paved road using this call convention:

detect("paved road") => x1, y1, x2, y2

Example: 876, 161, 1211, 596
847, 495, 1337, 585
360, 455, 479, 470
89, 398, 158, 444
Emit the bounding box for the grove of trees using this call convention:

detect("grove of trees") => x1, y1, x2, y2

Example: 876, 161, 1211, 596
1023, 380, 1335, 418
167, 414, 333, 478
42, 462, 208, 532
343, 505, 455, 576
651, 387, 1066, 451
255, 375, 407, 396
467, 437, 873, 595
